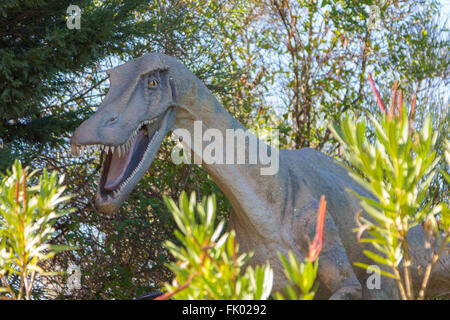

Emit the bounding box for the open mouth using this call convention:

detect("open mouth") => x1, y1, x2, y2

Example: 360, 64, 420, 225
99, 121, 159, 198
71, 117, 161, 199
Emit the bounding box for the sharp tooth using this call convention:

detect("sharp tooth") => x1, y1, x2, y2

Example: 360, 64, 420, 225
105, 146, 110, 154
111, 146, 115, 154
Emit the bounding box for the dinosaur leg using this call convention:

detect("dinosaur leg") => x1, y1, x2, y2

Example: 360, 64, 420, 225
290, 200, 362, 299
316, 217, 363, 300
318, 216, 399, 300
317, 215, 399, 299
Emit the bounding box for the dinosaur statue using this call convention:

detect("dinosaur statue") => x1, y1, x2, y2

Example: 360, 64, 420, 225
71, 53, 449, 299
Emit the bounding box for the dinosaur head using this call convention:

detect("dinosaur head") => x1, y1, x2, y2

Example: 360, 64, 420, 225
71, 53, 190, 214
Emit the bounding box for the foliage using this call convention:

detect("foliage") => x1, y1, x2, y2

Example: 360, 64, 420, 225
241, 0, 448, 155
274, 252, 319, 300
1, 0, 447, 299
158, 192, 327, 300
330, 80, 450, 300
157, 192, 273, 300
0, 160, 73, 299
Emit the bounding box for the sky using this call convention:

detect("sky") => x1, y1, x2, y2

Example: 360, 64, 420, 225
442, 0, 450, 25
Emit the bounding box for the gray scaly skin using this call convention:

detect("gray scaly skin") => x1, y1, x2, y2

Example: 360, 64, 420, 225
71, 53, 450, 299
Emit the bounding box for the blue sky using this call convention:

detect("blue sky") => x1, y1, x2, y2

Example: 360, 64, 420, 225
442, 0, 450, 26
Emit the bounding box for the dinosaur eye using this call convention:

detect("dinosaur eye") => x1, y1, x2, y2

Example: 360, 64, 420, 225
148, 79, 159, 88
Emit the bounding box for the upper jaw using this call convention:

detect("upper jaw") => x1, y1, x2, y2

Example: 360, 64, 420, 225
70, 117, 158, 157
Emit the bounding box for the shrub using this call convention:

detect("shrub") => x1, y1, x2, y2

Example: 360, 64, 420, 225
157, 192, 326, 300
330, 75, 449, 299
0, 160, 73, 300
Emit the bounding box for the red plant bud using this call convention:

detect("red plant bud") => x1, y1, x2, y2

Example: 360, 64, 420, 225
410, 92, 417, 121
15, 178, 19, 206
389, 81, 398, 120
368, 73, 386, 113
397, 90, 403, 120
308, 195, 327, 262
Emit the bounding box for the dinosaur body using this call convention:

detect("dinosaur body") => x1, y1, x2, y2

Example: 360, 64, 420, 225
71, 53, 449, 299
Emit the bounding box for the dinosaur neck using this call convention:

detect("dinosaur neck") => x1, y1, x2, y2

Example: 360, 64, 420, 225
174, 78, 281, 236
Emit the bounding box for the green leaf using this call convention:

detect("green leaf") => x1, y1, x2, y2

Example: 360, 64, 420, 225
363, 250, 391, 267
353, 262, 397, 279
